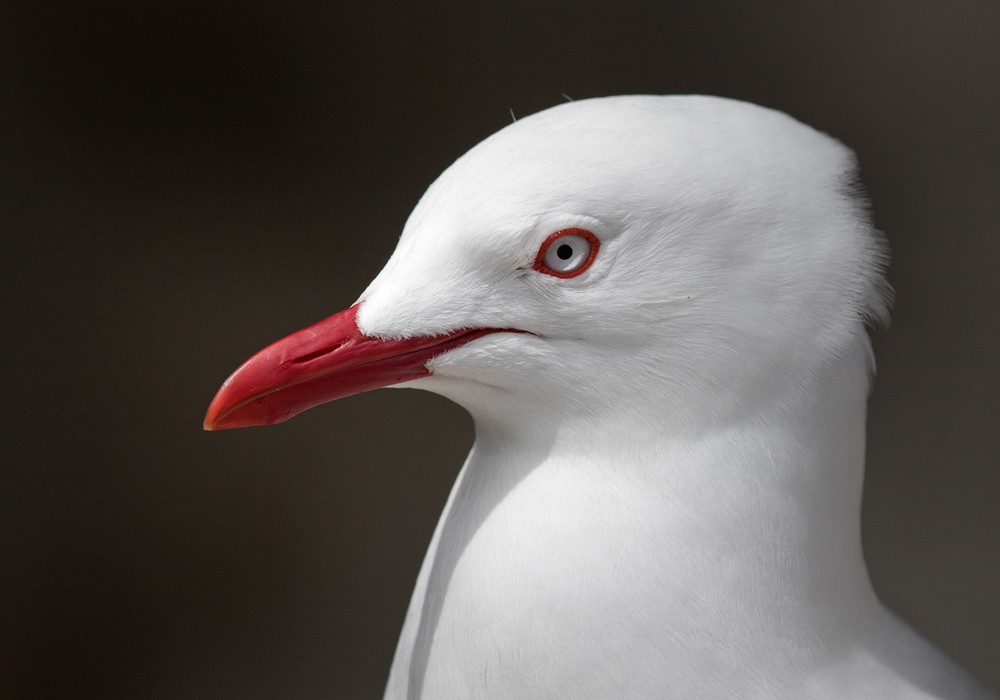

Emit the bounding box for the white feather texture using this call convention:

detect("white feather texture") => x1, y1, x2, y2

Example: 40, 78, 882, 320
350, 96, 992, 698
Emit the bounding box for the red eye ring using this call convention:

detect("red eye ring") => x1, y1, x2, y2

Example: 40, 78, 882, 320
533, 228, 601, 278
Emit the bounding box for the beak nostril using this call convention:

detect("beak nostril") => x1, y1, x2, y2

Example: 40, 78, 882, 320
291, 341, 349, 364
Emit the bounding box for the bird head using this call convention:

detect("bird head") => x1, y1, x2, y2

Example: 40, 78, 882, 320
205, 95, 889, 435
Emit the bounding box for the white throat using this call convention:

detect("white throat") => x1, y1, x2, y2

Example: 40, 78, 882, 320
384, 338, 905, 698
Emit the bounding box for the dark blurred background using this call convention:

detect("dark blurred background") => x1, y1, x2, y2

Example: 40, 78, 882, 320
2, 1, 998, 697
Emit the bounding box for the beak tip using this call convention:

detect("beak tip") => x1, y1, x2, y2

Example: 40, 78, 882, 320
203, 392, 236, 431
203, 412, 246, 431
203, 394, 273, 431
203, 409, 224, 431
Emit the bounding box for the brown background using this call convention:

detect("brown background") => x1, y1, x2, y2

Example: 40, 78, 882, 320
3, 1, 998, 697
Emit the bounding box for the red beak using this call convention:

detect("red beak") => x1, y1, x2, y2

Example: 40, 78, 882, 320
204, 304, 502, 430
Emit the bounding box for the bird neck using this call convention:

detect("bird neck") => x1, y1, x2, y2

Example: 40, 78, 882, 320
390, 339, 890, 698
462, 337, 881, 631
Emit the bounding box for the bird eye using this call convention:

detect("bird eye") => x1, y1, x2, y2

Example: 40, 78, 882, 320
533, 228, 600, 278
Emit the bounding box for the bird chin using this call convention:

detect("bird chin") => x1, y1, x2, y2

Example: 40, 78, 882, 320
416, 333, 556, 405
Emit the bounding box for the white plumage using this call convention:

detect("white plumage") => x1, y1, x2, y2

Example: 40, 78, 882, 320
208, 95, 995, 698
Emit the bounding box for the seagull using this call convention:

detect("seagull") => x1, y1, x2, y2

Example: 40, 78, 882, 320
204, 95, 995, 699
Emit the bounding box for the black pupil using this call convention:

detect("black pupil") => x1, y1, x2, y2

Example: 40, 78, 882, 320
556, 243, 574, 260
